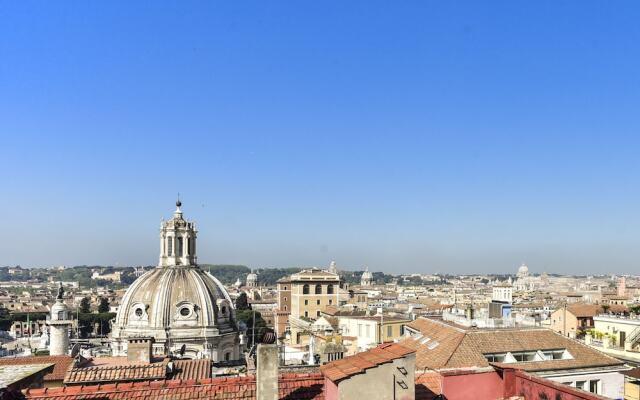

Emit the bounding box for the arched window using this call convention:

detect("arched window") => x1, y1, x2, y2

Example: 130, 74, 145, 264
327, 284, 334, 294
221, 306, 227, 315
303, 284, 310, 294
315, 284, 322, 294
167, 237, 173, 256
224, 352, 231, 361
177, 237, 184, 257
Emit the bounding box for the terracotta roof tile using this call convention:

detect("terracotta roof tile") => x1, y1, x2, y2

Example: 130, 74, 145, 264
64, 361, 168, 384
402, 317, 624, 373
172, 359, 211, 380
25, 373, 325, 400
320, 343, 415, 383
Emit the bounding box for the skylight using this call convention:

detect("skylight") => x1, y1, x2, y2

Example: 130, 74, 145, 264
484, 349, 572, 364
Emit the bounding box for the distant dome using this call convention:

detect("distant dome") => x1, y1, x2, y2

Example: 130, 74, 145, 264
246, 269, 258, 287
361, 267, 373, 286
517, 263, 529, 278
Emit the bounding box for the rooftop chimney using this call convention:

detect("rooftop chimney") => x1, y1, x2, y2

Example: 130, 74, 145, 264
127, 337, 154, 363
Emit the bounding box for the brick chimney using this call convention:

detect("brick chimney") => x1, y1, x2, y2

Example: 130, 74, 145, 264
127, 337, 154, 363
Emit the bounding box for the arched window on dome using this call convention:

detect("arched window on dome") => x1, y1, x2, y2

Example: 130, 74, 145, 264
315, 284, 322, 295
303, 284, 310, 294
221, 306, 227, 315
327, 284, 334, 294
167, 237, 173, 256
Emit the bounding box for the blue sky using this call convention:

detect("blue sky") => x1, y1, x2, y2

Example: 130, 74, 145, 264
1, 2, 639, 274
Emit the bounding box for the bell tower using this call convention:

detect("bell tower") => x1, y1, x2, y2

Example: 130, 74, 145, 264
158, 200, 198, 267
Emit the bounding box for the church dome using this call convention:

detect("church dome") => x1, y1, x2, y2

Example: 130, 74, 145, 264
111, 201, 240, 361
361, 267, 373, 286
247, 270, 257, 282
114, 266, 235, 331
517, 263, 529, 277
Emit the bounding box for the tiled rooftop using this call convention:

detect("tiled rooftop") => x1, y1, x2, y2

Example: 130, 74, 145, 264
402, 317, 625, 372
25, 373, 325, 400
0, 356, 75, 382
0, 364, 53, 389
64, 361, 168, 384
172, 359, 211, 381
320, 343, 414, 382
63, 358, 212, 385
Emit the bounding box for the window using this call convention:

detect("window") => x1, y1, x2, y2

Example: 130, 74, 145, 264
400, 325, 405, 335
327, 284, 334, 294
284, 286, 287, 290
366, 325, 370, 338
135, 308, 143, 317
304, 311, 308, 317
221, 306, 227, 315
305, 299, 308, 305
387, 325, 392, 337
168, 237, 173, 256
589, 380, 599, 394
284, 306, 287, 311
284, 297, 287, 302
576, 381, 586, 391
303, 284, 310, 294
329, 299, 333, 305
177, 237, 183, 257
180, 307, 190, 317
358, 324, 363, 336
317, 310, 320, 317
317, 300, 320, 305
315, 285, 322, 294
484, 353, 506, 363
225, 352, 231, 361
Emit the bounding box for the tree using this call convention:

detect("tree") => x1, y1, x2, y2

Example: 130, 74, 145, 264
80, 297, 91, 313
235, 292, 251, 310
98, 297, 110, 313
236, 309, 267, 346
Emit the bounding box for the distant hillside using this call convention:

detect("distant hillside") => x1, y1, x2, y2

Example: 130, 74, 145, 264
200, 265, 303, 286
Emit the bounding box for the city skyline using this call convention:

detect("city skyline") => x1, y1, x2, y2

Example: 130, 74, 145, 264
2, 2, 640, 274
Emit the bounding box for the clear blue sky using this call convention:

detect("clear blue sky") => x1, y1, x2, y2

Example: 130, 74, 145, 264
1, 2, 639, 274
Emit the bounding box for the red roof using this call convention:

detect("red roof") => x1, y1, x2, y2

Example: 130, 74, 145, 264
25, 373, 325, 400
64, 361, 168, 384
172, 359, 211, 381
0, 355, 75, 382
63, 358, 213, 385
320, 343, 415, 383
